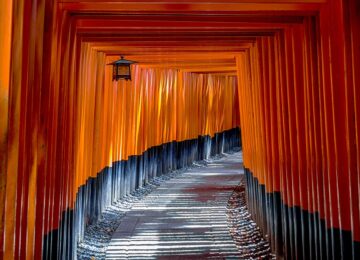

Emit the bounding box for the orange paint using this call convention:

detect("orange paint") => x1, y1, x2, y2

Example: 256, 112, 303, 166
0, 0, 13, 256
1, 0, 359, 259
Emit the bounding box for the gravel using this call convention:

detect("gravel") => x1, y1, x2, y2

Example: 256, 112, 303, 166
227, 177, 276, 259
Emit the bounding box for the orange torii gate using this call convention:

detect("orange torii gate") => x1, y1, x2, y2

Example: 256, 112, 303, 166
0, 0, 359, 259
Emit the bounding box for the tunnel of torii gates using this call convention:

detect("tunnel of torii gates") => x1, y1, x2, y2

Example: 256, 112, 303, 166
0, 0, 359, 259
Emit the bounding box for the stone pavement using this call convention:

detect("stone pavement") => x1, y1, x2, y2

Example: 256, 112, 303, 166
106, 152, 243, 259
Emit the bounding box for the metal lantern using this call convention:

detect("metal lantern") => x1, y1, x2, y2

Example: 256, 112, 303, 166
108, 56, 137, 81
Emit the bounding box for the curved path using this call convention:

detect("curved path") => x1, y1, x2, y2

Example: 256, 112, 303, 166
106, 152, 243, 259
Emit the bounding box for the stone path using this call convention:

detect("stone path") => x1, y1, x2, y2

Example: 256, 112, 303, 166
106, 152, 244, 259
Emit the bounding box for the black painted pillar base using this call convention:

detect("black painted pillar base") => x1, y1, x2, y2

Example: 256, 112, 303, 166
42, 127, 241, 260
245, 169, 360, 260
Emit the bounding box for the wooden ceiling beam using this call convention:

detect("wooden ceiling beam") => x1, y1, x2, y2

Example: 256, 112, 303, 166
75, 18, 290, 30
59, 0, 325, 3
181, 66, 237, 73
88, 39, 255, 46
106, 52, 240, 62
60, 2, 324, 13
91, 46, 251, 53
81, 36, 257, 43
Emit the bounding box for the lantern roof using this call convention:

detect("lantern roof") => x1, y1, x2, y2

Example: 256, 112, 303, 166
108, 56, 137, 65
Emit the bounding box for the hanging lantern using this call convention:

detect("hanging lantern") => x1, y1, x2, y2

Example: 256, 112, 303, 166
108, 56, 137, 81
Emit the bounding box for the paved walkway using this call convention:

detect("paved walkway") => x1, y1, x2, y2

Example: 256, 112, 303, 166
106, 152, 243, 259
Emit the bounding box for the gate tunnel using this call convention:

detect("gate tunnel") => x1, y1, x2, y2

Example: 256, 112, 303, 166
0, 0, 359, 259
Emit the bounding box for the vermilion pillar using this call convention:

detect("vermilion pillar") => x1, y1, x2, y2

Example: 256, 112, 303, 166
238, 0, 360, 258
1, 0, 359, 259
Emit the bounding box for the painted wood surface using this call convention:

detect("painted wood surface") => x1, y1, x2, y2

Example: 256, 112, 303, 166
1, 0, 359, 259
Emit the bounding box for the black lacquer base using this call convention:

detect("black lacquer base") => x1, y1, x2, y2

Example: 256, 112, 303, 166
244, 169, 360, 260
42, 127, 241, 260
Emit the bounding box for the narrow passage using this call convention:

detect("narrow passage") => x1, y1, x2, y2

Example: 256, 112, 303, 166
106, 152, 245, 259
